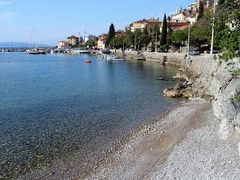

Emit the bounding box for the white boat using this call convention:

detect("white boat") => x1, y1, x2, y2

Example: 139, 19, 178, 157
113, 56, 124, 61
26, 49, 40, 55
106, 55, 115, 61
72, 48, 91, 54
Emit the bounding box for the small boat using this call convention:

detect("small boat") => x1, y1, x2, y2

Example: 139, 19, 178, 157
38, 51, 46, 55
107, 55, 113, 60
113, 56, 124, 61
73, 48, 91, 54
28, 50, 40, 55
84, 60, 91, 64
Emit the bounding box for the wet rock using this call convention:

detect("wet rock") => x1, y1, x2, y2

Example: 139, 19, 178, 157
163, 88, 194, 98
157, 77, 164, 80
163, 88, 179, 98
182, 90, 194, 98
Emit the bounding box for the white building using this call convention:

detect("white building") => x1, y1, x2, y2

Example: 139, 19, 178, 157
97, 34, 107, 49
58, 41, 68, 49
171, 12, 187, 23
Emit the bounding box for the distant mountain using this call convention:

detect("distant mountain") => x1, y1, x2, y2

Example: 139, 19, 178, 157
0, 42, 52, 48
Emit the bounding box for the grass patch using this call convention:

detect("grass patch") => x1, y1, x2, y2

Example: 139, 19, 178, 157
230, 68, 240, 77
232, 96, 240, 102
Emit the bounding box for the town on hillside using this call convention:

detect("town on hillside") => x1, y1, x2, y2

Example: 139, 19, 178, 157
56, 0, 238, 61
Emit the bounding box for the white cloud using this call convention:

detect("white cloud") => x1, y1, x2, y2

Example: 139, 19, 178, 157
0, 12, 17, 22
0, 1, 12, 6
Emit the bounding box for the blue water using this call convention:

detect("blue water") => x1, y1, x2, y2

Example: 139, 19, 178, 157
0, 53, 180, 179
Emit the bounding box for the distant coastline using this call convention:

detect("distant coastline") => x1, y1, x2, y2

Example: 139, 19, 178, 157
0, 42, 52, 48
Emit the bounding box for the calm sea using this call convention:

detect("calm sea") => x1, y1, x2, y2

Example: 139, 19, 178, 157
0, 53, 180, 179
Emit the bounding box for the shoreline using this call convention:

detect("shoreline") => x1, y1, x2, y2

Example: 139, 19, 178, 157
23, 103, 179, 180
9, 54, 239, 179
84, 99, 240, 179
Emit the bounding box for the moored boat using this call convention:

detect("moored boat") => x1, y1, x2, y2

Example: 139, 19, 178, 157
113, 56, 124, 61
84, 60, 92, 63
27, 49, 40, 55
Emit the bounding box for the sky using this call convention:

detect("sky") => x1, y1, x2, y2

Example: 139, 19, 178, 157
0, 0, 193, 45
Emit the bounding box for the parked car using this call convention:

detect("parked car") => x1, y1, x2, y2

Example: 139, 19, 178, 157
102, 48, 111, 54
158, 48, 168, 53
206, 48, 220, 54
189, 48, 200, 55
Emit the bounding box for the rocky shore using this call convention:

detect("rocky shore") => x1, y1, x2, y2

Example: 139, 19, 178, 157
84, 53, 240, 179
181, 55, 240, 140
164, 54, 240, 151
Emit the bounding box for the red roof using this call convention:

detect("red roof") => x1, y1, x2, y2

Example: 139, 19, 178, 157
99, 34, 107, 41
133, 18, 160, 25
169, 22, 189, 31
67, 35, 79, 39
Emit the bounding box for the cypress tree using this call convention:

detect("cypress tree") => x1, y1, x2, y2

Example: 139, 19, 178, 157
160, 14, 167, 47
106, 23, 116, 47
197, 1, 204, 20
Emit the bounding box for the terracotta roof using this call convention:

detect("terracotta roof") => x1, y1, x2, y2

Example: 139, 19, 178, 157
67, 35, 79, 39
99, 34, 107, 41
133, 19, 148, 24
133, 18, 160, 24
168, 22, 189, 31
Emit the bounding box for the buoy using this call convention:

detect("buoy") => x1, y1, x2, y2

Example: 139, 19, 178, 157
84, 60, 91, 63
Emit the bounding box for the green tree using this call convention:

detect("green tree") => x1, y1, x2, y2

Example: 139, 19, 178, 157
151, 24, 160, 51
191, 13, 212, 47
124, 30, 134, 49
132, 28, 151, 50
167, 22, 173, 46
106, 23, 116, 47
172, 29, 188, 44
215, 0, 240, 60
160, 14, 168, 47
197, 0, 204, 20
133, 29, 143, 50
141, 27, 151, 50
85, 39, 96, 48
110, 36, 124, 49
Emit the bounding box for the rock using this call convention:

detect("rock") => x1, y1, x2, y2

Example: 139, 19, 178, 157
163, 88, 194, 98
163, 88, 180, 98
174, 82, 187, 91
182, 90, 194, 98
233, 113, 240, 127
239, 141, 240, 156
219, 119, 235, 140
157, 77, 164, 80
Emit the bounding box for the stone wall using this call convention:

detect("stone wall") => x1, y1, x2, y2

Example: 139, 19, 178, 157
114, 50, 185, 66
182, 55, 240, 140
143, 52, 185, 66
114, 49, 240, 144
113, 50, 239, 137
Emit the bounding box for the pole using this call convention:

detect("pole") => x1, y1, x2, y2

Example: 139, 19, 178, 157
155, 32, 157, 52
187, 22, 191, 58
134, 35, 136, 51
210, 0, 217, 54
